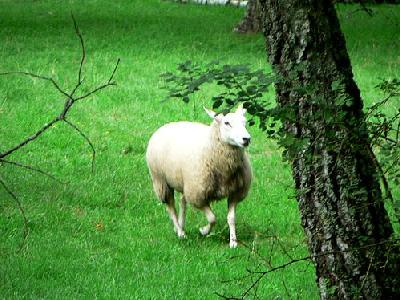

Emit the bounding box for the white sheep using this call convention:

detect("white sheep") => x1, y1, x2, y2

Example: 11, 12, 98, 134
145, 104, 252, 248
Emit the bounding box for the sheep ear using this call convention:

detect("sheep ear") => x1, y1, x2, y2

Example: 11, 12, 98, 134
204, 106, 217, 119
214, 114, 223, 123
236, 103, 247, 115
204, 106, 223, 123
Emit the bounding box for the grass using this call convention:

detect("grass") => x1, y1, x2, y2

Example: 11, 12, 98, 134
0, 1, 399, 299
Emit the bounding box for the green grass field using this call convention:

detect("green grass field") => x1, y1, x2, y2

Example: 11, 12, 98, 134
1, 1, 399, 299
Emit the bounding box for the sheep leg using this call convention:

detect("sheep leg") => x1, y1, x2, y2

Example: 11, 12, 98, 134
227, 199, 238, 248
199, 205, 216, 236
178, 195, 186, 230
166, 201, 186, 239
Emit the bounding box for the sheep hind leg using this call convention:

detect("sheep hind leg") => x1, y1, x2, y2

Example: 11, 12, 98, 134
199, 205, 216, 236
178, 195, 186, 231
165, 193, 186, 239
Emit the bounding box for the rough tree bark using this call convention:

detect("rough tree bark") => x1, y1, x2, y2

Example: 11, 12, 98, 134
259, 0, 400, 298
233, 0, 261, 33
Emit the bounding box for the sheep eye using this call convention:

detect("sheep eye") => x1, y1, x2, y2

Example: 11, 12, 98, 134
224, 121, 231, 127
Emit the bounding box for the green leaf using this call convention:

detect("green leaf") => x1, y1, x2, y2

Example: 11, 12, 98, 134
225, 99, 235, 106
212, 99, 223, 109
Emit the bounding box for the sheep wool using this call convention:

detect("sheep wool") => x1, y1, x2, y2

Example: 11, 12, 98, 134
146, 105, 252, 248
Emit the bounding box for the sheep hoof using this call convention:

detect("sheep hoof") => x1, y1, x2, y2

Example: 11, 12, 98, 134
199, 226, 210, 236
177, 231, 186, 239
230, 240, 238, 248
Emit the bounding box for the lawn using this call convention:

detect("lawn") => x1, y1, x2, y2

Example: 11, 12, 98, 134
1, 1, 399, 299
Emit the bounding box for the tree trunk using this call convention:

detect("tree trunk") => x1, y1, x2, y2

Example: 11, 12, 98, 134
233, 0, 261, 33
259, 0, 400, 298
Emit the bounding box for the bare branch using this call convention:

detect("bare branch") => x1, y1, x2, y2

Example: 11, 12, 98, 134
74, 81, 116, 102
359, 248, 376, 293
239, 255, 312, 299
0, 71, 71, 99
70, 12, 86, 97
0, 117, 60, 159
74, 58, 120, 102
108, 58, 121, 84
0, 15, 119, 251
219, 235, 400, 299
0, 20, 119, 162
72, 13, 85, 85
281, 279, 293, 300
63, 118, 96, 173
0, 159, 64, 183
0, 176, 29, 252
366, 145, 400, 224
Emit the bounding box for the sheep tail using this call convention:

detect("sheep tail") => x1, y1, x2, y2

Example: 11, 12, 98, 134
150, 174, 173, 203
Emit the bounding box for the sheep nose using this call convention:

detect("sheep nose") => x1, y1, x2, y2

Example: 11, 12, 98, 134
242, 137, 251, 146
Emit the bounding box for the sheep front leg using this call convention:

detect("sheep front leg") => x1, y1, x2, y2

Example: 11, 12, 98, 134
227, 199, 238, 248
166, 202, 186, 239
199, 205, 216, 236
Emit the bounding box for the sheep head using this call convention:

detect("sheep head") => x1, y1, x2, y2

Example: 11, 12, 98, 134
204, 104, 251, 148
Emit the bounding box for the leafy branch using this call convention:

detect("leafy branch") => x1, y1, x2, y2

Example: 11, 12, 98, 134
365, 78, 400, 222
161, 61, 400, 216
0, 14, 120, 251
161, 60, 275, 128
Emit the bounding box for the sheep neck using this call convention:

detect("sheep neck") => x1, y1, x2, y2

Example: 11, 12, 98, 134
207, 121, 245, 175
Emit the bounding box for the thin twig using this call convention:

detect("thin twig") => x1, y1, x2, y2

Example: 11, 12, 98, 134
63, 118, 96, 173
74, 81, 116, 101
0, 71, 71, 99
359, 248, 375, 293
218, 236, 400, 299
74, 58, 120, 102
0, 159, 64, 183
0, 26, 119, 161
239, 255, 312, 299
0, 117, 61, 159
367, 144, 400, 224
344, 3, 374, 18
107, 58, 121, 84
0, 176, 29, 252
72, 13, 85, 86
276, 236, 295, 262
70, 12, 86, 97
282, 279, 292, 300
0, 15, 120, 252
383, 155, 400, 177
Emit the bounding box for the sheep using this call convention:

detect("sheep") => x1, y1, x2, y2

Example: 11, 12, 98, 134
145, 104, 252, 248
